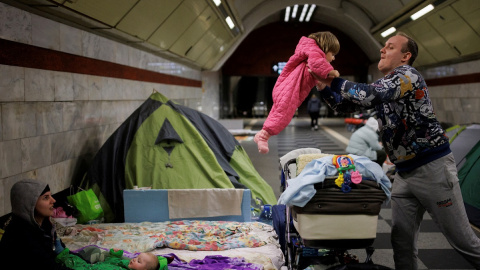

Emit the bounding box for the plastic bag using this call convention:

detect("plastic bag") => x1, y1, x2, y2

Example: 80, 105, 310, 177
67, 189, 104, 224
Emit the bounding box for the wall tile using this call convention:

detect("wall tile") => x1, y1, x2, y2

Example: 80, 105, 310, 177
115, 43, 130, 67
31, 14, 60, 50
51, 131, 76, 164
54, 72, 74, 101
60, 24, 83, 56
0, 140, 22, 178
87, 75, 104, 100
21, 135, 52, 172
0, 178, 4, 214
2, 103, 36, 140
36, 102, 63, 135
36, 162, 67, 193
72, 73, 90, 100
0, 3, 31, 44
25, 68, 55, 101
0, 65, 25, 102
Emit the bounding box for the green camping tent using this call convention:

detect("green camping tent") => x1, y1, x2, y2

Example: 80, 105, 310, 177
79, 92, 276, 222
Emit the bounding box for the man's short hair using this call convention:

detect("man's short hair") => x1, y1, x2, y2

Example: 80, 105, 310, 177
396, 32, 418, 66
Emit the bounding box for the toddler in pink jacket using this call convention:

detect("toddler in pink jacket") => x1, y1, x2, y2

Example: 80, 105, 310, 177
254, 31, 340, 153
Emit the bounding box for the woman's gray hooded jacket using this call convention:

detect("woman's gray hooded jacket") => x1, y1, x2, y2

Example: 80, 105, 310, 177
0, 179, 69, 270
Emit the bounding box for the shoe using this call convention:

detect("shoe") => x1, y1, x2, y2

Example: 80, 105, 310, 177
311, 127, 315, 131
314, 125, 318, 130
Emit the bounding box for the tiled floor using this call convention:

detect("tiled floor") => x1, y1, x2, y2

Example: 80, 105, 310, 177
239, 117, 479, 270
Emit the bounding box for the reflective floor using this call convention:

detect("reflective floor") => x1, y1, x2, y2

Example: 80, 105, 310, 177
238, 117, 479, 270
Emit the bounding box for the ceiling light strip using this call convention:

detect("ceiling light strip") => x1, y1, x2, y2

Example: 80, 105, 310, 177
305, 4, 316, 22
292, 5, 298, 18
285, 6, 291, 22
410, 4, 434, 20
299, 4, 309, 22
381, 27, 396, 38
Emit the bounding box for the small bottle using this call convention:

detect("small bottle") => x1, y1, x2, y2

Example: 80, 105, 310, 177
251, 207, 259, 221
259, 204, 273, 225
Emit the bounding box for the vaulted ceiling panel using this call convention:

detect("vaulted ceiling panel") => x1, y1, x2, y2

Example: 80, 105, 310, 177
462, 10, 480, 34
406, 20, 459, 63
169, 6, 218, 58
63, 0, 137, 27
147, 0, 207, 50
116, 0, 182, 40
401, 29, 436, 66
6, 0, 479, 71
209, 17, 233, 45
428, 6, 480, 56
187, 28, 218, 61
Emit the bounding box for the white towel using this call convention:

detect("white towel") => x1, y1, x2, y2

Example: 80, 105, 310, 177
168, 189, 244, 219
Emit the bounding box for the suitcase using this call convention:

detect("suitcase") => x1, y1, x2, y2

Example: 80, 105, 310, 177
291, 177, 386, 249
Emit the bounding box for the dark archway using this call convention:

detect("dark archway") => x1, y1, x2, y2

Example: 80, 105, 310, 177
221, 21, 371, 118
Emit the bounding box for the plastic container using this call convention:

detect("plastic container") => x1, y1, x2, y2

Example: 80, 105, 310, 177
251, 207, 259, 221
259, 204, 273, 225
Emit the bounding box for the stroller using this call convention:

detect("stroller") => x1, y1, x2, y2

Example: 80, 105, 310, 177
274, 148, 392, 270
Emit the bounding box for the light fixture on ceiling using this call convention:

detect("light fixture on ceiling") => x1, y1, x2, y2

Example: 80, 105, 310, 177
299, 4, 308, 22
377, 1, 441, 39
284, 6, 290, 22
210, 0, 239, 36
225, 16, 235, 29
292, 5, 298, 19
284, 4, 315, 23
381, 27, 396, 38
411, 4, 434, 20
306, 4, 316, 22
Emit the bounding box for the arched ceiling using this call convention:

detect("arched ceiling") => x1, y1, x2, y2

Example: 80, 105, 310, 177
3, 0, 479, 71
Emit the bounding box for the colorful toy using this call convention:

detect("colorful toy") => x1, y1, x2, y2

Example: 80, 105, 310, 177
332, 155, 362, 192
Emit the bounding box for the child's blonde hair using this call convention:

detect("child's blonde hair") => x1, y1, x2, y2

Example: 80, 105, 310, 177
308, 31, 340, 55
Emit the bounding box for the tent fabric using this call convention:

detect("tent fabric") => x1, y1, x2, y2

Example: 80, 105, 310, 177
449, 124, 480, 169
445, 124, 466, 143
458, 140, 480, 227
80, 93, 276, 222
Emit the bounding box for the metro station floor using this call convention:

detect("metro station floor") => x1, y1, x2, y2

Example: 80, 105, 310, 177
238, 117, 479, 270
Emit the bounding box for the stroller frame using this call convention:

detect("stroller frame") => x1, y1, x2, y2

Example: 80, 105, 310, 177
279, 153, 391, 270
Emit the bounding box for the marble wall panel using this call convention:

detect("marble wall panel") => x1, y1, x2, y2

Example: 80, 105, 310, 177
2, 103, 36, 140
72, 73, 90, 101
62, 102, 78, 132
87, 75, 104, 101
0, 65, 25, 102
115, 43, 130, 67
60, 24, 83, 56
31, 14, 60, 51
0, 139, 22, 178
74, 126, 103, 158
83, 101, 103, 128
21, 134, 52, 172
0, 178, 3, 214
54, 72, 74, 101
102, 77, 124, 100
35, 102, 63, 135
25, 68, 55, 101
51, 131, 77, 164
36, 162, 70, 193
81, 31, 117, 63
0, 3, 31, 44
0, 107, 2, 141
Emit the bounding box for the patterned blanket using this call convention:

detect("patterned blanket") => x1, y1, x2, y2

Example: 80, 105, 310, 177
59, 220, 268, 253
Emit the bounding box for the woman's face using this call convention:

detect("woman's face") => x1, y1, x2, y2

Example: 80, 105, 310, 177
35, 191, 56, 219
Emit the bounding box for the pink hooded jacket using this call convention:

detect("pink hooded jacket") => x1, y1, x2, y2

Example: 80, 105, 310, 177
262, 36, 334, 135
